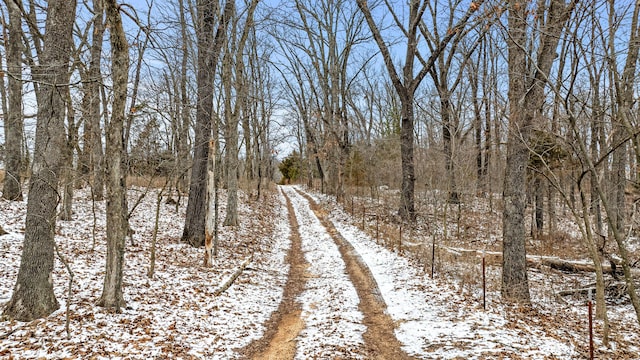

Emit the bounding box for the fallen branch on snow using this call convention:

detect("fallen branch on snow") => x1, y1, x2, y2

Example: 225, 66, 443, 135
213, 255, 252, 296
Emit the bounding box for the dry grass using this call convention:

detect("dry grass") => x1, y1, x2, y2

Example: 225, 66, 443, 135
126, 175, 169, 188
0, 170, 4, 183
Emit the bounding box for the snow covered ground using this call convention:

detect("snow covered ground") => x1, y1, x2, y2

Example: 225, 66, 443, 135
2, 184, 639, 359
283, 187, 366, 358
301, 187, 576, 358
1, 188, 290, 359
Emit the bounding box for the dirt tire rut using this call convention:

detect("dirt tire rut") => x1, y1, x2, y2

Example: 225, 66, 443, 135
242, 190, 308, 359
295, 189, 414, 360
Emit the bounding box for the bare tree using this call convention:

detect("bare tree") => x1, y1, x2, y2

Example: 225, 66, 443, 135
182, 0, 233, 247
425, 2, 488, 204
3, 0, 76, 321
80, 0, 106, 200
222, 0, 258, 227
357, 0, 482, 221
282, 0, 367, 201
502, 0, 575, 303
2, 0, 24, 201
97, 0, 129, 311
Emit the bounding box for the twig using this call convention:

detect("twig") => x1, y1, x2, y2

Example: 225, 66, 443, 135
54, 242, 74, 340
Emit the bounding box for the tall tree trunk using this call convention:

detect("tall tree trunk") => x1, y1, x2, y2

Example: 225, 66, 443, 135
223, 92, 240, 226
440, 92, 459, 204
223, 38, 239, 228
60, 87, 76, 221
223, 0, 256, 227
2, 0, 76, 321
534, 175, 544, 238
86, 0, 105, 200
205, 140, 216, 266
612, 125, 626, 236
502, 0, 573, 304
399, 98, 416, 221
97, 0, 129, 311
177, 0, 191, 194
471, 58, 483, 193
2, 0, 24, 201
182, 0, 231, 247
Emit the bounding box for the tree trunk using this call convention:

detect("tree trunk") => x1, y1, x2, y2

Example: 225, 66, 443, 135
182, 0, 231, 247
223, 43, 239, 227
97, 0, 129, 311
60, 87, 76, 221
204, 140, 216, 267
534, 176, 544, 238
223, 0, 256, 226
399, 98, 416, 221
502, 127, 532, 303
612, 125, 626, 236
177, 0, 191, 194
2, 0, 76, 321
224, 107, 239, 227
85, 0, 105, 200
2, 0, 24, 201
502, 0, 573, 304
441, 93, 459, 204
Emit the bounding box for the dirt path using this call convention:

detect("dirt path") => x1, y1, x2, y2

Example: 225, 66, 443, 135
245, 187, 412, 359
295, 189, 413, 360
242, 190, 308, 360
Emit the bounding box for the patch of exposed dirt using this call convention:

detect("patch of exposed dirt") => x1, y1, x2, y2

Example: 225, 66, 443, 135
296, 189, 414, 360
242, 189, 308, 360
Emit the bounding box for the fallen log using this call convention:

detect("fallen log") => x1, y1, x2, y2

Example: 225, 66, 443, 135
558, 282, 639, 299
213, 255, 252, 296
440, 246, 640, 277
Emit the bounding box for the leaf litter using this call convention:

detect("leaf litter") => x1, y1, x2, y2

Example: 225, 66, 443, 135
1, 184, 639, 359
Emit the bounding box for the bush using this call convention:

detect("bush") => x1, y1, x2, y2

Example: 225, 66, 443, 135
278, 151, 303, 184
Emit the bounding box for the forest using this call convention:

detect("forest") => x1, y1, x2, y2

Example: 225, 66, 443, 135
2, 0, 640, 358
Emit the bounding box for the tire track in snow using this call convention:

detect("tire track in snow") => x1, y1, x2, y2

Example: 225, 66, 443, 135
290, 188, 412, 359
244, 189, 307, 359
284, 186, 368, 359
303, 187, 577, 359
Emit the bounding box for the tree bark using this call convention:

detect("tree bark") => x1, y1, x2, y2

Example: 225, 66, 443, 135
2, 0, 24, 201
177, 0, 191, 194
2, 0, 76, 321
97, 0, 129, 311
182, 0, 231, 247
82, 0, 106, 201
222, 28, 239, 228
60, 86, 76, 221
502, 0, 574, 304
399, 98, 416, 220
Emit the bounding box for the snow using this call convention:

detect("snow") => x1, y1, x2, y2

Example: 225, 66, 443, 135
2, 183, 639, 358
1, 187, 290, 359
301, 186, 578, 359
283, 187, 366, 359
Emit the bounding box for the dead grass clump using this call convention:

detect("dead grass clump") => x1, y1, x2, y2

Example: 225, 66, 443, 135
127, 175, 169, 188
532, 230, 583, 258
0, 170, 4, 183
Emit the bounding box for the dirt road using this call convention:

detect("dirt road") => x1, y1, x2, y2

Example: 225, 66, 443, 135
245, 187, 411, 359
